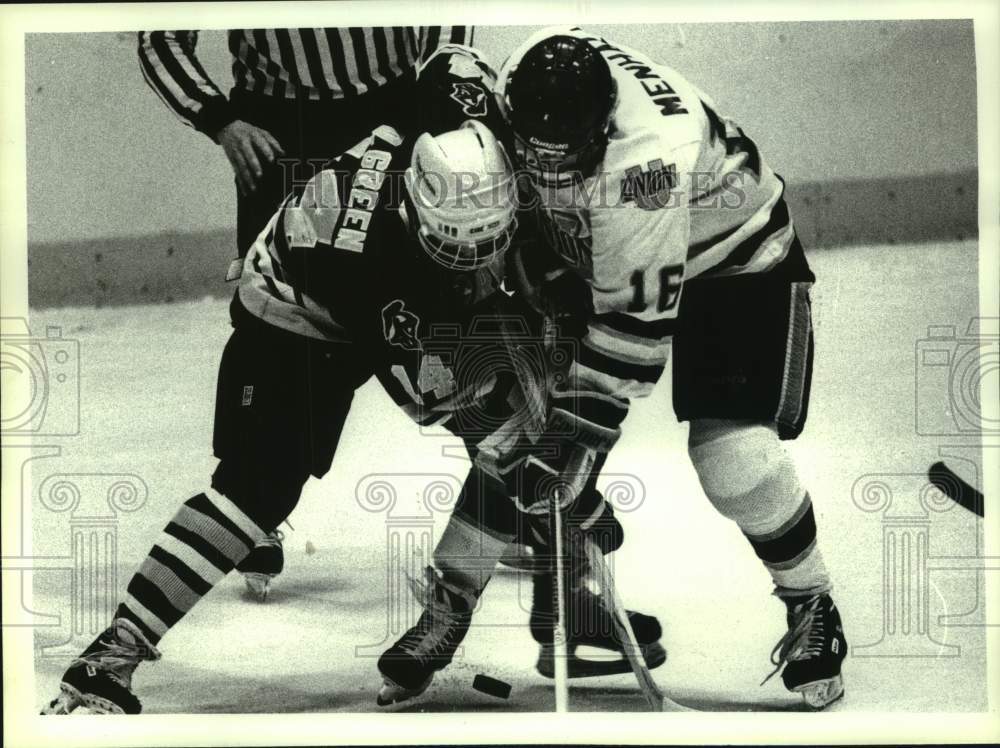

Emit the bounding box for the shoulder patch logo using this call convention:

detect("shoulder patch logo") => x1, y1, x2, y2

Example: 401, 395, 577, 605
620, 159, 678, 210
449, 81, 488, 118
382, 299, 422, 350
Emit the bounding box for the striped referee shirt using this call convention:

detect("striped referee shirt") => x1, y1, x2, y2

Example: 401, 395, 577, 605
138, 27, 472, 137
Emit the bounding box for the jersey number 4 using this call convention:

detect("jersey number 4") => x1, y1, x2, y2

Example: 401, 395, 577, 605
627, 265, 683, 313
391, 355, 457, 406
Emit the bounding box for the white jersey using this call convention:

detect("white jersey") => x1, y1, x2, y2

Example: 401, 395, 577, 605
499, 26, 795, 406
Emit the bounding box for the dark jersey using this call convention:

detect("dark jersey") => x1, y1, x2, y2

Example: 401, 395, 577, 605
237, 124, 542, 450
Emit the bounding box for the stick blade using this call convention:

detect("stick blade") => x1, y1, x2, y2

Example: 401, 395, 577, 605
928, 461, 985, 517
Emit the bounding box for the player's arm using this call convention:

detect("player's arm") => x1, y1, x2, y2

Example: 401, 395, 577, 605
138, 30, 285, 194
137, 31, 235, 138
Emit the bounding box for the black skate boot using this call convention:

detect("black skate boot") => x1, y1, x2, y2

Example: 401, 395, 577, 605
376, 567, 475, 706
236, 528, 284, 602
763, 592, 847, 709
40, 618, 161, 714
530, 545, 666, 679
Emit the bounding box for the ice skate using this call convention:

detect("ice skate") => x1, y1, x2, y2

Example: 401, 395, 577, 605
763, 591, 847, 709
40, 618, 161, 715
530, 558, 666, 679
376, 567, 474, 706
236, 528, 284, 601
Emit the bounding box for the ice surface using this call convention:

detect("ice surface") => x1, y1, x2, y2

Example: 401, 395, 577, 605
25, 240, 989, 713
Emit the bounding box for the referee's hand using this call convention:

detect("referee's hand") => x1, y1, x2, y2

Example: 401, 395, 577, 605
217, 120, 285, 195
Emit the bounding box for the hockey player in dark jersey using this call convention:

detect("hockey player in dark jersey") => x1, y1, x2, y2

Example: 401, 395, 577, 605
38, 117, 522, 715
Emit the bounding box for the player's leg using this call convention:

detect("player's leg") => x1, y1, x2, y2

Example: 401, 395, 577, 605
523, 465, 667, 679
672, 240, 846, 708
42, 302, 367, 714
376, 465, 517, 705
376, 451, 664, 703
226, 95, 306, 593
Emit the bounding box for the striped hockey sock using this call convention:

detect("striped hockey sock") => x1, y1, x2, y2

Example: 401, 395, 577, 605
744, 494, 831, 597
116, 489, 267, 644
688, 421, 831, 598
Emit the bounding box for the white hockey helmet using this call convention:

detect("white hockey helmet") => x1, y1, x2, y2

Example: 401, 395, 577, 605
405, 119, 518, 271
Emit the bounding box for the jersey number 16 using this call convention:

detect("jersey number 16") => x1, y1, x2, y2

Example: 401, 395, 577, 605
628, 264, 683, 313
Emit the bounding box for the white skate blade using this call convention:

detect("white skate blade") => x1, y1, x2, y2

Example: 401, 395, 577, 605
536, 642, 667, 679
242, 572, 273, 602
795, 674, 844, 709
376, 674, 433, 706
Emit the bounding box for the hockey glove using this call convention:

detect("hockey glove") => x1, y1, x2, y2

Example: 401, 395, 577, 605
508, 242, 593, 340
503, 443, 597, 516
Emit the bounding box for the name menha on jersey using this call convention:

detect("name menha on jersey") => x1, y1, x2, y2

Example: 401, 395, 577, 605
581, 35, 688, 117
334, 148, 393, 253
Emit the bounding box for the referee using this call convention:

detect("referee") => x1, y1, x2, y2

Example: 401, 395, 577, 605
138, 27, 473, 265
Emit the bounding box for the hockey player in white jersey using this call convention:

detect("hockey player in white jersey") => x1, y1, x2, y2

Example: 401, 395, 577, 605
496, 27, 847, 709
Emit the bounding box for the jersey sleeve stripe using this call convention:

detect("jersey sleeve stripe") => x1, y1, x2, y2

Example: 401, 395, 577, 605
570, 361, 657, 400
577, 339, 665, 385
251, 251, 286, 302
271, 198, 296, 264
552, 390, 630, 429
585, 326, 670, 367
145, 31, 226, 121
589, 320, 671, 352
710, 192, 791, 273
420, 26, 441, 61
688, 175, 785, 260
592, 311, 678, 342
138, 31, 206, 129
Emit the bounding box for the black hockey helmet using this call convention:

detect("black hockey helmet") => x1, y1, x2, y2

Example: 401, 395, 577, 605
502, 35, 616, 182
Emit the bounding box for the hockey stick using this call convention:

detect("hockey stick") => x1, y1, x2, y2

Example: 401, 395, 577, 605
583, 538, 691, 712
550, 487, 571, 712
491, 313, 571, 711
928, 461, 985, 517
582, 538, 663, 711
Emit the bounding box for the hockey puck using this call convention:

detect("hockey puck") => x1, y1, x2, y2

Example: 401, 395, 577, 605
472, 674, 512, 699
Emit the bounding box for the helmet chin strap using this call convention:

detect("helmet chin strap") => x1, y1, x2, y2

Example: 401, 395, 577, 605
399, 185, 419, 234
